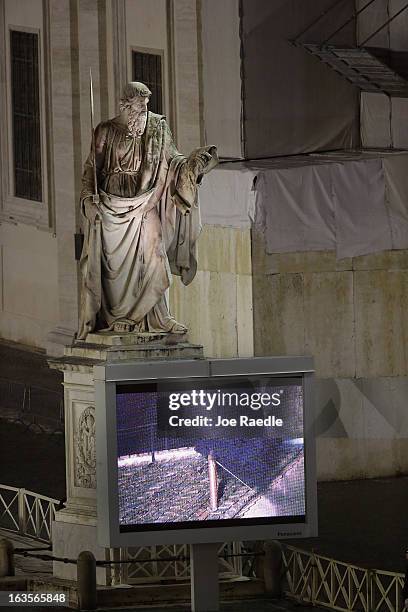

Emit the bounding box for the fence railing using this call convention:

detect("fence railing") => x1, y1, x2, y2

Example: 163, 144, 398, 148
283, 544, 405, 612
114, 541, 243, 585
0, 483, 242, 583
0, 484, 59, 543
1, 484, 405, 607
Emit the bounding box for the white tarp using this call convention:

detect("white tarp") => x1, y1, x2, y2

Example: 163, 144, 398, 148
389, 0, 408, 51
361, 94, 408, 150
358, 0, 408, 150
256, 165, 335, 253
390, 98, 408, 149
383, 155, 408, 249
256, 153, 408, 258
202, 153, 408, 258
360, 93, 392, 149
199, 165, 257, 228
332, 159, 391, 259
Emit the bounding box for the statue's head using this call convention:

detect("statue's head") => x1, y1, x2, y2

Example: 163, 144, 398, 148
119, 82, 151, 136
120, 82, 151, 112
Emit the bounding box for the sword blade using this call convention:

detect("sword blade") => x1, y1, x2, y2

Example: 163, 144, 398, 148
90, 67, 95, 131
89, 68, 98, 202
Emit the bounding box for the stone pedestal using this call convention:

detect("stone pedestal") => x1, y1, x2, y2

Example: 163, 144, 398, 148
48, 332, 204, 585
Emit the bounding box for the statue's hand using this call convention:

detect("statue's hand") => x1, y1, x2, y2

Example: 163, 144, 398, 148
188, 148, 216, 180
172, 192, 192, 215
82, 196, 101, 224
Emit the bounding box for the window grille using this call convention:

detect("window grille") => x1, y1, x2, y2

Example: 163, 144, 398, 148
132, 50, 163, 114
10, 30, 42, 202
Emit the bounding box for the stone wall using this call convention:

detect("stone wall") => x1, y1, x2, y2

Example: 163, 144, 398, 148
252, 229, 408, 480
170, 225, 254, 359
0, 224, 59, 347
0, 0, 60, 349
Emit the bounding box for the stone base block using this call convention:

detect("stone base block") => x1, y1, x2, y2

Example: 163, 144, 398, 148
48, 333, 204, 372
52, 514, 110, 585
85, 330, 187, 346
46, 326, 76, 357
49, 333, 206, 586
65, 340, 204, 362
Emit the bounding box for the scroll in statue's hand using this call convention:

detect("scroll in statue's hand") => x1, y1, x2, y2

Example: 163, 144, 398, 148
187, 145, 218, 182
171, 145, 218, 216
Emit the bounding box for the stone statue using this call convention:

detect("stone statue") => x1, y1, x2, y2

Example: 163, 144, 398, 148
77, 82, 218, 340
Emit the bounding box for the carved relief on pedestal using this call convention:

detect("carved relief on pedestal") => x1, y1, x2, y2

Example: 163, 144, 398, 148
74, 406, 96, 489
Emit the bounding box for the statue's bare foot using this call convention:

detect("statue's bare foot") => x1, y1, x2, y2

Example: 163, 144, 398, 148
113, 320, 134, 333
168, 320, 187, 334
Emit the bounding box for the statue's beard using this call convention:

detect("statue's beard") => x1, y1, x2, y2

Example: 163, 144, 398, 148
127, 108, 147, 137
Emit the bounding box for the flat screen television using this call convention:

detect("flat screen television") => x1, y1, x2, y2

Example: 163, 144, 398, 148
95, 356, 317, 546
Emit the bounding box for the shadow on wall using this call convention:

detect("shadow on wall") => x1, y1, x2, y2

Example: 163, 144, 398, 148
314, 379, 347, 438
313, 377, 408, 440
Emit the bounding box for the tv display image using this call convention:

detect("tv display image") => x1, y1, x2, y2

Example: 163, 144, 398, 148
95, 357, 317, 546
116, 377, 305, 531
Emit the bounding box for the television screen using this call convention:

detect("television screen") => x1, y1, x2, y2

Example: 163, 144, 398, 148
95, 356, 317, 546
116, 375, 305, 532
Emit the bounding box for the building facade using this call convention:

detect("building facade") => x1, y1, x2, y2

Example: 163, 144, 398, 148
1, 0, 408, 480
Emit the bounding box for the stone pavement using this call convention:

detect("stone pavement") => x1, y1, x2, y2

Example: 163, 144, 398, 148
100, 601, 315, 611
0, 529, 52, 577
0, 601, 314, 612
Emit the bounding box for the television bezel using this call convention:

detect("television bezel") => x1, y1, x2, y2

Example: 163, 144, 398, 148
95, 356, 317, 547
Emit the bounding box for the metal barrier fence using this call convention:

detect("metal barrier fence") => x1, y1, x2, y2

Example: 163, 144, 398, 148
0, 484, 59, 543
112, 541, 243, 585
0, 483, 242, 583
0, 377, 63, 434
1, 482, 405, 607
283, 544, 405, 612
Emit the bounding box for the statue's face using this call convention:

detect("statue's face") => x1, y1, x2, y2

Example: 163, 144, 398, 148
130, 96, 149, 118
126, 95, 149, 137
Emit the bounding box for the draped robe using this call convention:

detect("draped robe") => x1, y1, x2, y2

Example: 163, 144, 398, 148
77, 112, 215, 340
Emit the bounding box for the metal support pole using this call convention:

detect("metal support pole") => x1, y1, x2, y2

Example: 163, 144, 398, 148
311, 551, 318, 606
0, 539, 14, 577
208, 453, 218, 512
359, 2, 408, 47
35, 499, 40, 539
368, 569, 375, 612
292, 0, 348, 44
322, 0, 378, 46
18, 489, 25, 535
263, 540, 283, 598
77, 551, 97, 611
190, 543, 220, 612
